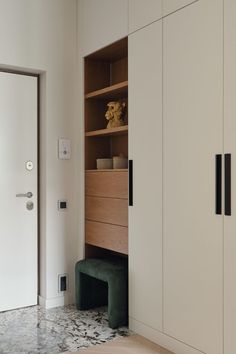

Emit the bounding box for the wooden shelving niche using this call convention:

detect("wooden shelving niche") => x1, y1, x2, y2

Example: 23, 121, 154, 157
84, 38, 128, 257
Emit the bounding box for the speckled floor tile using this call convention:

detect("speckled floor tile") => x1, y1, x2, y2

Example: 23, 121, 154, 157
0, 305, 129, 354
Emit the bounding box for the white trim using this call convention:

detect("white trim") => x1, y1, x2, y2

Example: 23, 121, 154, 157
129, 317, 204, 354
38, 294, 71, 309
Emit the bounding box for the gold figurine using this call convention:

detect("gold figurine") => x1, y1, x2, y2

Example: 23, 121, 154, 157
105, 101, 126, 128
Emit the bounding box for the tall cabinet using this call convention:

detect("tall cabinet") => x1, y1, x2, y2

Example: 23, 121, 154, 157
224, 1, 236, 353
79, 0, 236, 353
129, 20, 163, 332
129, 0, 227, 354
163, 1, 223, 353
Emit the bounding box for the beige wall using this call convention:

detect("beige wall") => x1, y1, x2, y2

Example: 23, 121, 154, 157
0, 0, 79, 307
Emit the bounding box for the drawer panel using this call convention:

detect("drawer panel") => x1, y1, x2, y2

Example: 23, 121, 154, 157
85, 171, 128, 198
86, 220, 128, 255
86, 196, 128, 227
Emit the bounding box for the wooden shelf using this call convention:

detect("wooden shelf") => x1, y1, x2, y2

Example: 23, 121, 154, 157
85, 125, 128, 137
85, 81, 128, 99
86, 169, 128, 172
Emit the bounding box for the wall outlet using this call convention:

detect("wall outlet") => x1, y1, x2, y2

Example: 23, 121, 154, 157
58, 200, 68, 211
58, 274, 68, 292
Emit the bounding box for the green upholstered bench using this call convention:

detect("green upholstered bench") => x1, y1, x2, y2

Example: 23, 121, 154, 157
75, 257, 128, 329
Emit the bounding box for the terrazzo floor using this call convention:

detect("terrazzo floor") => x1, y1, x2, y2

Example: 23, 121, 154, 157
0, 305, 129, 354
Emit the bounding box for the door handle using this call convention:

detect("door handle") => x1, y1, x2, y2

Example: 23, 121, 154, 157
225, 153, 231, 216
215, 154, 222, 215
16, 192, 33, 198
129, 160, 133, 206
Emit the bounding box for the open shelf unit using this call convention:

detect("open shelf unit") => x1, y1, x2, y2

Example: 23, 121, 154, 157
84, 38, 128, 257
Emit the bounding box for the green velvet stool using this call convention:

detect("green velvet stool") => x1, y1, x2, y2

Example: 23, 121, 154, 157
75, 257, 128, 329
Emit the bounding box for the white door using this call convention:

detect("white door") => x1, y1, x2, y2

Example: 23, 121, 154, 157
0, 72, 38, 312
163, 1, 223, 353
129, 20, 163, 331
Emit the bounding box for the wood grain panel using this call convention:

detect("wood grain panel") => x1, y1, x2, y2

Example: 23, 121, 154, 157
85, 138, 111, 170
85, 60, 110, 93
85, 81, 128, 99
111, 134, 128, 157
86, 37, 128, 62
86, 196, 128, 226
85, 125, 128, 137
86, 171, 128, 198
85, 99, 108, 132
111, 57, 128, 85
76, 335, 172, 354
86, 220, 128, 255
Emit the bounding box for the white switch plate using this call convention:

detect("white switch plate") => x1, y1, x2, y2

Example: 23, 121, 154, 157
58, 138, 71, 159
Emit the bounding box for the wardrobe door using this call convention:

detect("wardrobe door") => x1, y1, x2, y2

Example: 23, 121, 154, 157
224, 1, 236, 353
163, 1, 223, 353
129, 0, 162, 33
163, 0, 198, 16
129, 20, 163, 331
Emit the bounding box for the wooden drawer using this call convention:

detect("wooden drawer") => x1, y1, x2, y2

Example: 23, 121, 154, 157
85, 171, 128, 198
86, 220, 128, 255
86, 196, 128, 227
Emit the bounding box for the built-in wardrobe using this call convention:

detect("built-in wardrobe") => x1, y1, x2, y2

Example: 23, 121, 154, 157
78, 0, 236, 353
129, 0, 236, 354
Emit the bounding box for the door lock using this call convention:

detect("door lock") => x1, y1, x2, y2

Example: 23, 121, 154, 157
26, 201, 34, 210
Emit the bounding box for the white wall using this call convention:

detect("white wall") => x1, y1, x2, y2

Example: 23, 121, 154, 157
0, 0, 79, 307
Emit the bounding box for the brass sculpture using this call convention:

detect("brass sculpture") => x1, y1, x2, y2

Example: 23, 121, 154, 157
105, 101, 126, 128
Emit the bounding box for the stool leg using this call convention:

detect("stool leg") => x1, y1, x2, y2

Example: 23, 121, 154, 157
75, 268, 108, 310
108, 276, 128, 329
75, 269, 85, 310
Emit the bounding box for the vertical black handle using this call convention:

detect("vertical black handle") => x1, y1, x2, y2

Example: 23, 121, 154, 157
129, 160, 133, 206
215, 154, 222, 215
225, 153, 231, 216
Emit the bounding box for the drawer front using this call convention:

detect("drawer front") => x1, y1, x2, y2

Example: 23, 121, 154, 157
86, 220, 128, 255
85, 171, 128, 198
86, 196, 128, 227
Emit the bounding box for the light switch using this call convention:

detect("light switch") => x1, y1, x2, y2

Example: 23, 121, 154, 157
58, 138, 71, 159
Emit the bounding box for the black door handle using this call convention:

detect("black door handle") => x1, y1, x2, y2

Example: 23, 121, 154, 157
215, 154, 222, 215
129, 160, 133, 206
225, 153, 231, 216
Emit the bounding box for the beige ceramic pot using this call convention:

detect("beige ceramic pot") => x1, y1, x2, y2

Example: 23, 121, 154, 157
113, 156, 128, 169
96, 158, 113, 169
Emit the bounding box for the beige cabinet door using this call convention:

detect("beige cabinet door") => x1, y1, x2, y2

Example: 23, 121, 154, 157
163, 0, 198, 16
163, 1, 223, 353
129, 0, 162, 33
79, 0, 128, 56
224, 1, 236, 353
129, 20, 163, 331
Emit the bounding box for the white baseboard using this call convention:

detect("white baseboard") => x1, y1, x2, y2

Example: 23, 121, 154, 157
129, 317, 203, 354
38, 293, 72, 309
